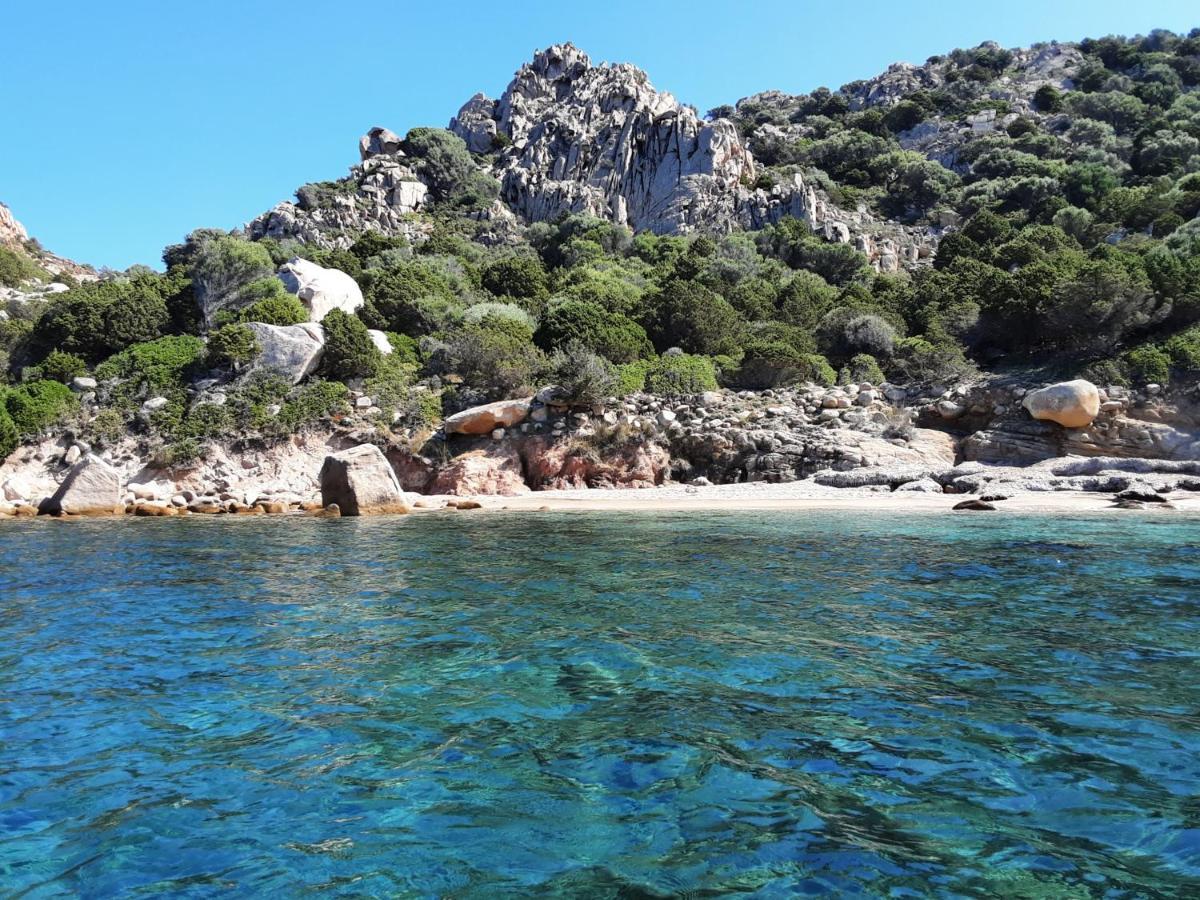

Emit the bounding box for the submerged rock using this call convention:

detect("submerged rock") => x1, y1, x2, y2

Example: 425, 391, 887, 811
319, 444, 411, 515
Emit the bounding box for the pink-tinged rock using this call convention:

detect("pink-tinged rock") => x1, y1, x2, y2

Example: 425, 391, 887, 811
431, 445, 530, 496
319, 444, 411, 515
443, 398, 532, 436
520, 436, 669, 490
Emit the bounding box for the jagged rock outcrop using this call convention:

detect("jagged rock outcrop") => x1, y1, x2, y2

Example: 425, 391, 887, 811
451, 43, 754, 235
319, 444, 411, 515
0, 202, 97, 287
245, 322, 325, 384
431, 445, 529, 495
277, 257, 364, 322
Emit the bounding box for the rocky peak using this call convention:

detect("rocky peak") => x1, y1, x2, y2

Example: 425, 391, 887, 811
0, 203, 30, 249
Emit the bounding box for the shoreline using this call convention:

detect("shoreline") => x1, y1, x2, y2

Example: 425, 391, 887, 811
465, 486, 1200, 515
7, 486, 1196, 520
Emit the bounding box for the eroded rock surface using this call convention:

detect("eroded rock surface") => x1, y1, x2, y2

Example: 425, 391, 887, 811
46, 455, 122, 516
277, 257, 364, 322
245, 322, 325, 384
1023, 380, 1101, 428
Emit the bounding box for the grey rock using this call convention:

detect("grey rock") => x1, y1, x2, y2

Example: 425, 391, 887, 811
245, 322, 325, 385
46, 454, 123, 516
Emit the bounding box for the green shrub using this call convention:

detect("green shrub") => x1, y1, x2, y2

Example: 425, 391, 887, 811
0, 404, 17, 459
481, 255, 549, 303
402, 127, 500, 210
535, 300, 653, 363
0, 246, 42, 288
235, 283, 308, 326
644, 280, 745, 356
548, 343, 618, 405
94, 335, 205, 406
888, 335, 976, 384
616, 360, 650, 395
276, 380, 349, 433
845, 353, 886, 384
28, 274, 171, 362
1122, 345, 1171, 384
35, 350, 88, 383
643, 353, 719, 395
4, 379, 77, 435
320, 309, 382, 380
87, 408, 126, 447
189, 235, 275, 324
206, 323, 260, 369
1163, 327, 1200, 371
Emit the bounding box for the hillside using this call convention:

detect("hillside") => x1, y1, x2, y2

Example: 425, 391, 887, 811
1, 29, 1199, 486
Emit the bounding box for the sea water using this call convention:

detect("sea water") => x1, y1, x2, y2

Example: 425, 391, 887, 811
1, 511, 1198, 896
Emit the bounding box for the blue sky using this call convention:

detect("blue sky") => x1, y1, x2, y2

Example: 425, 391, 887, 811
2, 0, 1195, 270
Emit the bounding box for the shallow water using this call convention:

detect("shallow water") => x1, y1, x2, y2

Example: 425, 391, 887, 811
1, 511, 1198, 897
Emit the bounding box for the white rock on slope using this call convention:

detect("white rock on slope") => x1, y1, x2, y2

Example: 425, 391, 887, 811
277, 257, 364, 322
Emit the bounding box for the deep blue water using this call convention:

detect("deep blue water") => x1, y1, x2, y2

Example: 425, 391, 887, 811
1, 511, 1199, 897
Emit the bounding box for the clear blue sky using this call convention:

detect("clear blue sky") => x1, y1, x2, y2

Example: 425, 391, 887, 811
2, 0, 1195, 270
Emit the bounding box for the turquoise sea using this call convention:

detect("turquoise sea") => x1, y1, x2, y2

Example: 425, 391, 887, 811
1, 511, 1198, 897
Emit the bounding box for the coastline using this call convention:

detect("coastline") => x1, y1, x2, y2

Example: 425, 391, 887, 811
459, 484, 1200, 515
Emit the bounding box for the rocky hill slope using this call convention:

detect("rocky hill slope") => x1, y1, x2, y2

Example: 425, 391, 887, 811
2, 29, 1200, 515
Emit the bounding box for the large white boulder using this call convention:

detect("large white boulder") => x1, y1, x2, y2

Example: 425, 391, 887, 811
245, 322, 325, 384
319, 444, 411, 515
1023, 380, 1101, 429
277, 257, 364, 323
47, 455, 123, 516
367, 330, 393, 355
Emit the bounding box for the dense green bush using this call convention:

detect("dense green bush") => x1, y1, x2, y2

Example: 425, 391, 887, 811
643, 353, 719, 395
445, 315, 543, 397
644, 280, 745, 356
0, 246, 41, 287
28, 274, 171, 363
402, 128, 499, 210
1122, 345, 1171, 384
320, 309, 382, 380
360, 259, 462, 335
4, 379, 77, 435
481, 255, 550, 304
94, 336, 205, 406
276, 380, 350, 433
206, 323, 261, 369
34, 350, 88, 383
549, 343, 618, 405
535, 300, 652, 363
845, 353, 886, 384
0, 404, 18, 459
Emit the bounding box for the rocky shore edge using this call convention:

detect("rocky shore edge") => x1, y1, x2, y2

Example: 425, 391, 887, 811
2, 375, 1198, 521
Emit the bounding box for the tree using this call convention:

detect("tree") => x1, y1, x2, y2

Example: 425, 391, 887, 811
189, 235, 275, 326
535, 300, 652, 363
0, 404, 18, 459
402, 128, 499, 210
643, 280, 745, 356
320, 310, 382, 380
481, 255, 549, 303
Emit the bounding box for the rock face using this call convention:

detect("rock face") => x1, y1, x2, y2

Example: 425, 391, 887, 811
1023, 380, 1101, 428
245, 322, 325, 384
277, 258, 364, 322
46, 455, 122, 516
443, 398, 532, 436
521, 436, 670, 490
431, 445, 530, 495
452, 43, 753, 235
319, 444, 411, 515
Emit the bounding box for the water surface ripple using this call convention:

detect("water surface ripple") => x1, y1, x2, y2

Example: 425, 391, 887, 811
1, 512, 1198, 896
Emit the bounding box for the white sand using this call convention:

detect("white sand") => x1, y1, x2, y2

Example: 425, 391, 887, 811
440, 481, 1200, 515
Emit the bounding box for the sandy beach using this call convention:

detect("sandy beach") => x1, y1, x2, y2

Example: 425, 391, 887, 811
445, 482, 1200, 515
